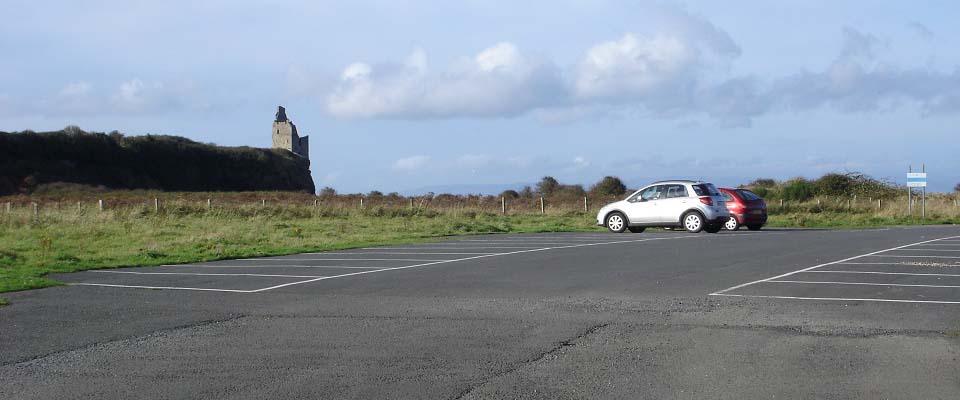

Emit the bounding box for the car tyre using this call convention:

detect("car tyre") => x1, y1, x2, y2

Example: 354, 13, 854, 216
747, 224, 763, 231
627, 226, 646, 233
704, 223, 722, 233
605, 212, 628, 233
682, 211, 705, 233
724, 216, 740, 231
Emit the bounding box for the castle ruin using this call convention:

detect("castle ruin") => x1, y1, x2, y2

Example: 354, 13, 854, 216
271, 106, 309, 159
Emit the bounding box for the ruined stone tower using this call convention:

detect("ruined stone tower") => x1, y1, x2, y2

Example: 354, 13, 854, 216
271, 106, 309, 159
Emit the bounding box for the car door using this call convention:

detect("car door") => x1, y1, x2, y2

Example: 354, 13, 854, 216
622, 185, 664, 224
656, 184, 692, 223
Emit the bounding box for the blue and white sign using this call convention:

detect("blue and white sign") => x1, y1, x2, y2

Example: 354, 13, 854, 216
907, 172, 927, 188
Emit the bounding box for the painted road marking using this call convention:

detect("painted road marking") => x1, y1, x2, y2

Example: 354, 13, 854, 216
249, 235, 702, 293
808, 270, 960, 277
872, 255, 960, 259
710, 235, 960, 304
710, 293, 960, 305
162, 265, 386, 269
237, 258, 451, 262
91, 270, 333, 278
301, 252, 503, 255
890, 248, 960, 252
767, 280, 960, 289
68, 283, 252, 293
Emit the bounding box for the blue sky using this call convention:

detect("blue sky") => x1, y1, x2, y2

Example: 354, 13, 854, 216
2, 0, 958, 193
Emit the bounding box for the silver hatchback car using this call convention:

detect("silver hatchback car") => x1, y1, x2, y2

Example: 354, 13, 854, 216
597, 180, 730, 233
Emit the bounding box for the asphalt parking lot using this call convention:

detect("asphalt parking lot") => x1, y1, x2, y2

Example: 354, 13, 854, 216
2, 226, 959, 399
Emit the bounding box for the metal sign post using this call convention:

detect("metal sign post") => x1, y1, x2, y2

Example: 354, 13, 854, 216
907, 168, 927, 219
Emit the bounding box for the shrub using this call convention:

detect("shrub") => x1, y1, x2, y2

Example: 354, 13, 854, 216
781, 178, 814, 201
499, 190, 520, 199
536, 176, 560, 196
556, 184, 586, 198
814, 173, 854, 196
748, 178, 777, 188
589, 176, 627, 197
955, 183, 960, 193
318, 187, 336, 197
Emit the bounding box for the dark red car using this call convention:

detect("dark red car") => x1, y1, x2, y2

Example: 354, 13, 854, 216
719, 188, 767, 231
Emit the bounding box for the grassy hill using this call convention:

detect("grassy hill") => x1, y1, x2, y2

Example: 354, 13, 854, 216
0, 128, 315, 195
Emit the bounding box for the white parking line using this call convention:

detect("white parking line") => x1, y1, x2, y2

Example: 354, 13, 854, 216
710, 293, 960, 305
249, 235, 702, 293
352, 246, 546, 250
709, 235, 960, 302
890, 248, 960, 252
872, 255, 960, 259
838, 262, 960, 266
808, 270, 960, 277
69, 283, 252, 293
91, 270, 332, 278
237, 258, 449, 262
768, 280, 960, 289
162, 265, 386, 269
301, 252, 503, 255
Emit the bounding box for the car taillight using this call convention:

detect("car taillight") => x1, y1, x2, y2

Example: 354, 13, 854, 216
699, 196, 713, 206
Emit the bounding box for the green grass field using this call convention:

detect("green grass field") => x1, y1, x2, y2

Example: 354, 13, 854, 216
1, 195, 958, 300
0, 208, 599, 295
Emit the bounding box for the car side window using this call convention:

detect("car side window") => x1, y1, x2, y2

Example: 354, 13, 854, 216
722, 192, 734, 202
664, 185, 688, 199
640, 185, 663, 201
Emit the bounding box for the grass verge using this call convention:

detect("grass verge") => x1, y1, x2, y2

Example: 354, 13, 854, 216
2, 207, 957, 297
767, 213, 960, 229
0, 211, 599, 294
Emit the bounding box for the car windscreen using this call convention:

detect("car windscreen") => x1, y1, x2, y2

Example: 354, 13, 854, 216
692, 184, 720, 196
736, 189, 763, 201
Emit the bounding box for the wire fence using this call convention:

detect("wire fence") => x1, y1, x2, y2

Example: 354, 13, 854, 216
1, 193, 958, 219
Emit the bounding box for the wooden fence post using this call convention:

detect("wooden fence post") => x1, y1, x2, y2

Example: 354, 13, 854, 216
208, 199, 213, 209
32, 202, 38, 217
77, 201, 82, 212
878, 199, 882, 210
584, 197, 588, 212
540, 197, 545, 215
261, 199, 266, 207
360, 198, 364, 209
98, 199, 104, 211
501, 197, 506, 214
154, 198, 160, 212
313, 199, 318, 207
779, 199, 783, 208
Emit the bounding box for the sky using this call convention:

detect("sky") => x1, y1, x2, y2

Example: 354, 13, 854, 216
2, 0, 958, 193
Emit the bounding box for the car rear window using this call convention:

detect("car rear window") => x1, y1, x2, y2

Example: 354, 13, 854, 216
692, 184, 720, 196
736, 189, 763, 201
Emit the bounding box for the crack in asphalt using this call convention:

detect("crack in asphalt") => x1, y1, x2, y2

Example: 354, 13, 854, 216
1, 314, 247, 367
449, 322, 610, 400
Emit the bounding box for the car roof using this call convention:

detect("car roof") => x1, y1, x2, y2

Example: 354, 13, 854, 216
648, 179, 707, 185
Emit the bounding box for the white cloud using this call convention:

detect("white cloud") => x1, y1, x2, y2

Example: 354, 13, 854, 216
573, 33, 697, 99
456, 154, 493, 169
392, 155, 431, 171
326, 43, 565, 119
111, 78, 166, 113
572, 156, 590, 169
55, 81, 98, 114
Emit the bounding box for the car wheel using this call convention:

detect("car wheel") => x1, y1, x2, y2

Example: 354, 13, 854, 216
628, 226, 646, 233
605, 212, 627, 233
682, 211, 704, 233
724, 216, 740, 231
747, 224, 763, 231
704, 223, 722, 233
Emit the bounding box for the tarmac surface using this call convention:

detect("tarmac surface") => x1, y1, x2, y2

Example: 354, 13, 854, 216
2, 226, 960, 399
